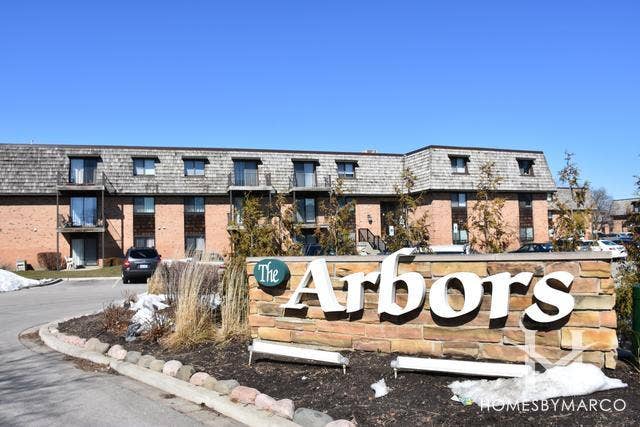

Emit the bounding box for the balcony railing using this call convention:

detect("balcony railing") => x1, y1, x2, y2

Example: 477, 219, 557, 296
227, 171, 272, 187
57, 214, 104, 231
291, 173, 331, 189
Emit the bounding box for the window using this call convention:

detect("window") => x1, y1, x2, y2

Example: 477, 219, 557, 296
133, 158, 155, 176
70, 197, 97, 227
518, 159, 534, 176
69, 158, 98, 184
518, 193, 534, 242
451, 192, 467, 208
232, 197, 244, 224
134, 197, 155, 214
185, 235, 206, 253
451, 193, 468, 244
233, 160, 259, 186
296, 198, 316, 223
547, 192, 554, 202
519, 193, 532, 208
185, 196, 205, 213
337, 162, 356, 178
633, 202, 640, 214
134, 236, 155, 248
450, 156, 468, 174
184, 159, 205, 176
294, 162, 316, 187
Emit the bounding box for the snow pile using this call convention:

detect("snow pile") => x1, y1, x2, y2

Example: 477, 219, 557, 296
371, 378, 389, 398
0, 269, 52, 292
129, 292, 169, 325
449, 363, 627, 408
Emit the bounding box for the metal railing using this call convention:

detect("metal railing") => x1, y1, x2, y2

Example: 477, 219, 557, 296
57, 213, 104, 229
358, 228, 387, 253
291, 173, 331, 188
227, 171, 272, 187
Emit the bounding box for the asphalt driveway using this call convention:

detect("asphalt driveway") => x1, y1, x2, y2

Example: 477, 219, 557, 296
0, 278, 239, 427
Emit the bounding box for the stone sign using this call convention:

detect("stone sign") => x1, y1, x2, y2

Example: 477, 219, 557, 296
246, 251, 618, 368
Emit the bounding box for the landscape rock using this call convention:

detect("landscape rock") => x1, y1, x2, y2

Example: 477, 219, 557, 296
107, 345, 127, 360
175, 365, 195, 382
272, 399, 295, 419
137, 355, 155, 368
294, 408, 334, 427
189, 372, 210, 386
229, 386, 260, 404
326, 420, 356, 427
202, 376, 218, 390
85, 338, 111, 354
214, 379, 240, 395
254, 393, 276, 411
124, 351, 142, 364
149, 359, 166, 372
62, 335, 86, 347
162, 360, 183, 377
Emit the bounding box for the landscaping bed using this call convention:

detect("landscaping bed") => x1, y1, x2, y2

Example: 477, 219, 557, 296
59, 312, 640, 427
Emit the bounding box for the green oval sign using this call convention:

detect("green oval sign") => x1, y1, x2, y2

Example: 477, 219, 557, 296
253, 259, 289, 287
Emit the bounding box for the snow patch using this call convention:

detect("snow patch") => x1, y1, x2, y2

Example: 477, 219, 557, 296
129, 292, 169, 325
371, 378, 389, 398
0, 269, 54, 292
449, 363, 627, 408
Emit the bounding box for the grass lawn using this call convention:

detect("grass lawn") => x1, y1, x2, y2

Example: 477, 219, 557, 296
15, 265, 122, 280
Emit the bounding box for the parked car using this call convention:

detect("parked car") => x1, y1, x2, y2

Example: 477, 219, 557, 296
122, 247, 161, 283
579, 240, 627, 259
511, 243, 553, 253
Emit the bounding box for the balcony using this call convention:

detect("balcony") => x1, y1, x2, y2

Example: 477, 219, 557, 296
56, 170, 106, 191
227, 171, 273, 191
291, 173, 331, 191
56, 214, 105, 233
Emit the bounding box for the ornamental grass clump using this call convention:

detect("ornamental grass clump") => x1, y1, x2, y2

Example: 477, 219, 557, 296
220, 257, 249, 339
163, 260, 220, 349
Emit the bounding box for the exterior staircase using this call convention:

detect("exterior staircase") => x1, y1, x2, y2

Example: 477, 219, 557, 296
357, 228, 387, 255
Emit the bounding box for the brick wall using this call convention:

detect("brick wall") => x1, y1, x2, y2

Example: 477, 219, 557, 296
247, 253, 617, 368
355, 198, 382, 237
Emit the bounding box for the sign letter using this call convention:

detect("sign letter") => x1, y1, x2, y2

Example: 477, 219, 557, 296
281, 259, 346, 312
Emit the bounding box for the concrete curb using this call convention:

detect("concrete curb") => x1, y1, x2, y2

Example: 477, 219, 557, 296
62, 276, 121, 282
39, 320, 300, 427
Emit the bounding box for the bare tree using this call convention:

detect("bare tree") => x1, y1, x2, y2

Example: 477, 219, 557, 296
468, 161, 514, 253
590, 187, 613, 236
551, 151, 591, 251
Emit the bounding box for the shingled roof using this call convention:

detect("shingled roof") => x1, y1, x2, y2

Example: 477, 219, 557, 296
610, 198, 640, 217
0, 143, 557, 196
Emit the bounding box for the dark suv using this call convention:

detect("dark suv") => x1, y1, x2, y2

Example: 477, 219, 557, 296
122, 247, 161, 283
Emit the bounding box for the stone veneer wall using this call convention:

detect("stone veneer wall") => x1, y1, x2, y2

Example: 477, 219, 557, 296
246, 253, 618, 368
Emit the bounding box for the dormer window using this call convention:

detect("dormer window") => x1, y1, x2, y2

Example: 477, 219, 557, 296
133, 158, 156, 176
337, 162, 356, 179
450, 156, 468, 174
518, 158, 534, 176
184, 159, 205, 176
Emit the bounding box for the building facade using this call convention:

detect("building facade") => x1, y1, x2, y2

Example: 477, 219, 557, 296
0, 143, 556, 269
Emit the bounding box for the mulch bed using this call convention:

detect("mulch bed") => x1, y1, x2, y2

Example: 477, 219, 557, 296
60, 313, 640, 426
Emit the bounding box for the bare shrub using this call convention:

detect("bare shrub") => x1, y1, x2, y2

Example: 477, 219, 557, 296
36, 252, 66, 270
220, 257, 249, 339
102, 302, 130, 335
163, 261, 220, 349
141, 312, 173, 343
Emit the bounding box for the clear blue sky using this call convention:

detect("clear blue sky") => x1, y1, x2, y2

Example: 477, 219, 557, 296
1, 1, 638, 198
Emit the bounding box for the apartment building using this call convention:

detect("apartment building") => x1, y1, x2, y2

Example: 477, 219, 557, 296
0, 143, 556, 269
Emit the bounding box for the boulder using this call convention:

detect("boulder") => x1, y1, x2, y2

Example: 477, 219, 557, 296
229, 386, 260, 404
202, 376, 218, 390
214, 379, 240, 395
124, 351, 142, 364
85, 338, 110, 354
254, 393, 276, 411
107, 345, 127, 360
189, 372, 210, 386
293, 408, 334, 427
272, 399, 295, 420
137, 355, 155, 368
162, 360, 183, 377
175, 365, 195, 382
149, 359, 166, 372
